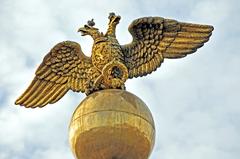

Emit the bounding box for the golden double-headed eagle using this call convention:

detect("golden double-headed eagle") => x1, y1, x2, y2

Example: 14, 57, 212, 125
15, 13, 213, 108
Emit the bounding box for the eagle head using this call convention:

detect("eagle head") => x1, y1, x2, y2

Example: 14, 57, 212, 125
78, 19, 101, 38
108, 12, 121, 25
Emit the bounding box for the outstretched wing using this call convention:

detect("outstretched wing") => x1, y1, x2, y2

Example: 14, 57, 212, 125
121, 17, 213, 78
15, 41, 92, 108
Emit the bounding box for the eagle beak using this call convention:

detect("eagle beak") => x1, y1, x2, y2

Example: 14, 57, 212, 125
114, 15, 121, 23
109, 14, 121, 24
78, 27, 88, 36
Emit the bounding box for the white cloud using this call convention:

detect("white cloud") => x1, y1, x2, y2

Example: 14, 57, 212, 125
0, 0, 240, 159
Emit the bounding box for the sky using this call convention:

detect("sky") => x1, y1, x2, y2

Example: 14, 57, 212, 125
0, 0, 240, 159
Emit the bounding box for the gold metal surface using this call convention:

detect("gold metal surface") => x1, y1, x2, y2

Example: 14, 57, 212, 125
15, 12, 214, 108
69, 89, 155, 159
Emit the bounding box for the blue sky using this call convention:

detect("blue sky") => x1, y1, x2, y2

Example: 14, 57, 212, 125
0, 0, 240, 159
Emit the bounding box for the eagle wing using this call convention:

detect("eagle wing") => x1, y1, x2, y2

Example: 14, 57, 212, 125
15, 41, 92, 108
121, 17, 214, 78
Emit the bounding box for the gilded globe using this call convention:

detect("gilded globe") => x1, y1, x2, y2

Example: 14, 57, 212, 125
69, 89, 155, 159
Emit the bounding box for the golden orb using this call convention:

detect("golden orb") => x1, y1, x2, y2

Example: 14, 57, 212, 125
69, 89, 155, 159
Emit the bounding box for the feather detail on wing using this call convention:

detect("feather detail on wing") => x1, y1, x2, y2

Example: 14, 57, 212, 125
121, 17, 213, 78
15, 41, 92, 108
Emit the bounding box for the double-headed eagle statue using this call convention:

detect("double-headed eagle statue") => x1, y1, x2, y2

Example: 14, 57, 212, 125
15, 13, 213, 108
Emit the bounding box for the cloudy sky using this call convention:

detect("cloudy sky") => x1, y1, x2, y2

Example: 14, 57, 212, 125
0, 0, 240, 158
